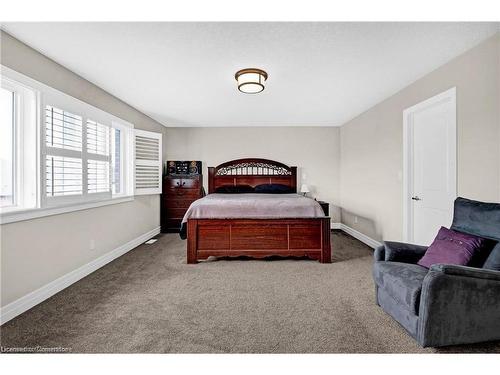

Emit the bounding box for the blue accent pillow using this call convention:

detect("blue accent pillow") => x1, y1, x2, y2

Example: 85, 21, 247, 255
254, 184, 293, 194
215, 185, 255, 194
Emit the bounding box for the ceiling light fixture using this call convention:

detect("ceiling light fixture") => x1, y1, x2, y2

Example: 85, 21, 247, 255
235, 68, 268, 94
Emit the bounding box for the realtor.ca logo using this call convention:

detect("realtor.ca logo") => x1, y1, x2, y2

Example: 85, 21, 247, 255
1, 346, 71, 353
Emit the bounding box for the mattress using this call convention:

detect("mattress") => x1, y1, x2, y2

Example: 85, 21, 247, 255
180, 193, 325, 239
181, 193, 325, 229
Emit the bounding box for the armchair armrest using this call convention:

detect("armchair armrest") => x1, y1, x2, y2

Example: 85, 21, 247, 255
417, 264, 500, 347
374, 241, 428, 263
429, 264, 500, 281
374, 245, 385, 261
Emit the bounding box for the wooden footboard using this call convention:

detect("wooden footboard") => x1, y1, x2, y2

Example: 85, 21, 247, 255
187, 217, 331, 264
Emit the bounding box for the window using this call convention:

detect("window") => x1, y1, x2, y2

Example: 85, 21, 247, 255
111, 127, 122, 195
42, 103, 132, 206
1, 66, 146, 224
38, 76, 137, 207
112, 120, 135, 198
0, 74, 38, 213
0, 87, 14, 208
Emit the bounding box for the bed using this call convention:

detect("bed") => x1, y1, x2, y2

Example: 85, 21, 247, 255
181, 158, 331, 264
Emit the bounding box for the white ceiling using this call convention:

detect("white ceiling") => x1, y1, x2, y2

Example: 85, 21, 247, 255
2, 22, 499, 127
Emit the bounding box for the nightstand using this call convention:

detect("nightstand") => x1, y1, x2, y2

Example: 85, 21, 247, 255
316, 200, 329, 216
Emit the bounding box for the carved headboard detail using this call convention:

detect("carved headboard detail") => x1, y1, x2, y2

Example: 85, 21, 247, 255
208, 158, 297, 194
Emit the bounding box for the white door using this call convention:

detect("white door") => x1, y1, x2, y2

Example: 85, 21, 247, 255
403, 88, 456, 246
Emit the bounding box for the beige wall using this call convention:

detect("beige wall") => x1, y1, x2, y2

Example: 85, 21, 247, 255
0, 31, 167, 307
340, 33, 500, 241
165, 127, 341, 220
0, 197, 159, 305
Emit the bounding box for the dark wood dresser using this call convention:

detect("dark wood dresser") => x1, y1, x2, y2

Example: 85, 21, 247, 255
161, 174, 204, 232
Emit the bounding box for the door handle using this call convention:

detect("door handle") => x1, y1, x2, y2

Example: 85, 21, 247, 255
411, 196, 421, 201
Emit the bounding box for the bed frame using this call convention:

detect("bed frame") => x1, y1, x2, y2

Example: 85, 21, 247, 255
187, 158, 331, 264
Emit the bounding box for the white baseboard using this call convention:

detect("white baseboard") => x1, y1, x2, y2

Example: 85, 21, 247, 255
338, 224, 382, 249
0, 226, 161, 325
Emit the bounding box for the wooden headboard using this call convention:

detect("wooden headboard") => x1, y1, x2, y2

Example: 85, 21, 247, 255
208, 158, 297, 194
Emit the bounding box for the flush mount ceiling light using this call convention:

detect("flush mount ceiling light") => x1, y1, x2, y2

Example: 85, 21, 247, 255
235, 68, 268, 94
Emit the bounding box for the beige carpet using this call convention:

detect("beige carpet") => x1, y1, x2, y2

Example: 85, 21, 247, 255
1, 231, 499, 353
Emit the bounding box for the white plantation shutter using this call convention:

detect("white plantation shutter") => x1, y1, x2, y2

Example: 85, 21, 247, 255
45, 105, 84, 199
86, 119, 110, 156
45, 155, 83, 196
134, 129, 162, 195
86, 119, 111, 197
87, 159, 110, 194
43, 104, 113, 204
45, 105, 83, 151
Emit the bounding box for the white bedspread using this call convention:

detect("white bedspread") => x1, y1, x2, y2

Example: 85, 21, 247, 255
182, 193, 325, 224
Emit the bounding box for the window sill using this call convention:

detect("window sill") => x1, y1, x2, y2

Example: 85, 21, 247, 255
0, 196, 135, 225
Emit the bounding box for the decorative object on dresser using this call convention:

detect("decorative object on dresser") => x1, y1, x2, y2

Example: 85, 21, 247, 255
161, 161, 204, 233
166, 160, 202, 175
187, 158, 331, 264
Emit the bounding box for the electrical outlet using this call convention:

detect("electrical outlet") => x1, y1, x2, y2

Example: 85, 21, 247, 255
89, 240, 96, 251
354, 216, 358, 224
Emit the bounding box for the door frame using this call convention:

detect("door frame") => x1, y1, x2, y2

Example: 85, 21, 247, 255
402, 87, 457, 243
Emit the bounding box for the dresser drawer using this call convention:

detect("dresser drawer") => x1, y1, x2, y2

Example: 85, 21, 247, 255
181, 177, 200, 189
165, 188, 201, 199
166, 178, 183, 189
165, 176, 200, 189
165, 199, 196, 209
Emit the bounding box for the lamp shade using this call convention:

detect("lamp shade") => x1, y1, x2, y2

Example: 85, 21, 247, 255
300, 184, 310, 194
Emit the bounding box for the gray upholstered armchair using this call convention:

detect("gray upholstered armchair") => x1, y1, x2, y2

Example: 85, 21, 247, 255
373, 197, 500, 347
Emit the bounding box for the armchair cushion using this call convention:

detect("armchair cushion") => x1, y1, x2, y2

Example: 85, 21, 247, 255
450, 197, 500, 242
373, 261, 428, 314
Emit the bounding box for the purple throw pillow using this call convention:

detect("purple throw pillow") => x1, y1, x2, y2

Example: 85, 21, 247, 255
417, 227, 486, 269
